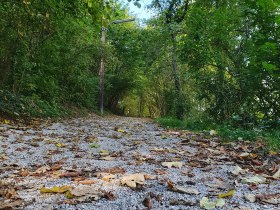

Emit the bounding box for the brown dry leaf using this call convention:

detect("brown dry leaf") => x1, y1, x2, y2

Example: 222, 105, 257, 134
20, 168, 29, 177
73, 177, 85, 181
167, 180, 200, 195
103, 191, 116, 200
102, 174, 116, 182
0, 198, 25, 209
78, 180, 97, 185
143, 194, 152, 210
0, 154, 9, 161
59, 171, 80, 178
101, 167, 126, 174
161, 162, 183, 169
51, 164, 62, 171
154, 169, 166, 175
0, 181, 17, 199
257, 193, 280, 205
144, 174, 157, 180
121, 174, 145, 188
170, 199, 197, 206
33, 165, 51, 175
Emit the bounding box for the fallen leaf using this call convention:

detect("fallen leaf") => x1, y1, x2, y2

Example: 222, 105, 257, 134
161, 162, 183, 169
100, 150, 110, 156
121, 174, 145, 188
101, 167, 125, 174
200, 197, 225, 209
200, 197, 216, 209
99, 156, 115, 161
68, 186, 104, 201
256, 193, 280, 205
90, 143, 99, 148
216, 198, 226, 207
154, 169, 166, 175
116, 128, 127, 133
210, 130, 216, 135
170, 199, 197, 206
218, 190, 235, 198
59, 171, 80, 178
0, 199, 25, 209
55, 143, 64, 147
231, 165, 245, 175
20, 168, 29, 177
272, 167, 280, 178
144, 174, 157, 180
269, 150, 278, 156
103, 191, 116, 200
51, 164, 62, 171
102, 174, 116, 182
239, 153, 250, 158
244, 194, 256, 203
167, 180, 200, 195
40, 186, 72, 194
78, 180, 97, 185
241, 175, 266, 184
33, 165, 51, 175
143, 194, 152, 210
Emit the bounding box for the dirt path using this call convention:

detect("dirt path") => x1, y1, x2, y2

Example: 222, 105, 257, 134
0, 114, 279, 209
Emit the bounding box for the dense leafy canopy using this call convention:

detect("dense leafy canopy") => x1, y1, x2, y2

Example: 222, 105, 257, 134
0, 0, 279, 129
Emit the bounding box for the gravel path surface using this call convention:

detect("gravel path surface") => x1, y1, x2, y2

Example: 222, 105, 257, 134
0, 114, 279, 210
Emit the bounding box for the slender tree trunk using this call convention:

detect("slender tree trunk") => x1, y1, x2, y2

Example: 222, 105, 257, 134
171, 33, 184, 119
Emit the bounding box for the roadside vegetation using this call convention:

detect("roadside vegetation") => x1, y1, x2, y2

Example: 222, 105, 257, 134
0, 0, 279, 148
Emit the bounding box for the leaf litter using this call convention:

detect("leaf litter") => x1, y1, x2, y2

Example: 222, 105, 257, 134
0, 114, 279, 209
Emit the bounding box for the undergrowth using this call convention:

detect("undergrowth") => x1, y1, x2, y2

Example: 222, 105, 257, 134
0, 90, 93, 119
156, 117, 280, 150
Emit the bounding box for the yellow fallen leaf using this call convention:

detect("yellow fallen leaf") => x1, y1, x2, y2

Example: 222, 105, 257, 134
117, 129, 127, 133
55, 143, 64, 147
40, 186, 72, 194
100, 150, 110, 156
269, 150, 278, 156
3, 119, 10, 124
218, 190, 235, 198
65, 190, 74, 199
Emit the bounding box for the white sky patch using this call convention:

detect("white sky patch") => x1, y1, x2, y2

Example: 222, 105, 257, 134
121, 0, 154, 20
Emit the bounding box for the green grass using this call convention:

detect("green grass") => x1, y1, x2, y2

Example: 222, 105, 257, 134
156, 117, 280, 150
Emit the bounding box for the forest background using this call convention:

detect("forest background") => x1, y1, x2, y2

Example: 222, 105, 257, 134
0, 0, 279, 148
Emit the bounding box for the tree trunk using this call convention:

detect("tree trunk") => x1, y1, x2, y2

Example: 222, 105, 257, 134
171, 33, 184, 119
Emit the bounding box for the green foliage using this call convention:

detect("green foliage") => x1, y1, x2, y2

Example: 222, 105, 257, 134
0, 90, 64, 118
0, 0, 118, 117
157, 117, 280, 150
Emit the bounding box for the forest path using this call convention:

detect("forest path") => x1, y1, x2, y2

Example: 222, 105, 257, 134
0, 114, 279, 209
